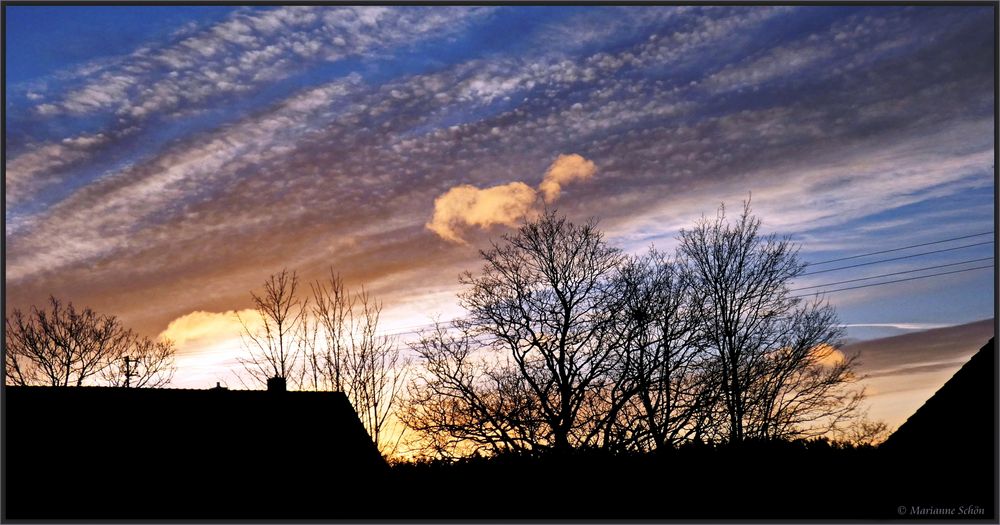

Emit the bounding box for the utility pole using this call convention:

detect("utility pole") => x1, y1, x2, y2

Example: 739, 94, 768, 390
123, 356, 138, 388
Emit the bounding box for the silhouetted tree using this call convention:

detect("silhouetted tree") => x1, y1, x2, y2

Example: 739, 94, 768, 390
308, 270, 352, 392
305, 269, 409, 456
4, 296, 176, 387
598, 249, 712, 451
845, 418, 892, 446
346, 288, 408, 456
402, 322, 542, 458
467, 212, 627, 452
676, 201, 863, 442
404, 205, 865, 457
237, 269, 306, 388
234, 268, 408, 453
101, 337, 177, 388
408, 212, 625, 454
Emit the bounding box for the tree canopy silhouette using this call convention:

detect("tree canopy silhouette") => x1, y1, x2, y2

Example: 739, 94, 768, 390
676, 201, 863, 441
236, 268, 408, 456
405, 212, 627, 455
237, 269, 308, 387
5, 296, 176, 387
404, 204, 865, 456
308, 269, 409, 456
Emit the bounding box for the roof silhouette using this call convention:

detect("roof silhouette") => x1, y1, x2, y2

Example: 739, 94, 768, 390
5, 383, 387, 520
881, 336, 995, 453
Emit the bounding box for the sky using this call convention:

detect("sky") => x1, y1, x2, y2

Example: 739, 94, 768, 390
4, 6, 995, 427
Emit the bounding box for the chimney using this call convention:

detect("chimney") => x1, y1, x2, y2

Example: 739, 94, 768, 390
267, 377, 286, 392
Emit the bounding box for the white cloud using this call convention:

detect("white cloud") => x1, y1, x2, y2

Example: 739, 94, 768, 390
6, 76, 361, 281
36, 7, 494, 119
842, 323, 952, 331
5, 132, 110, 208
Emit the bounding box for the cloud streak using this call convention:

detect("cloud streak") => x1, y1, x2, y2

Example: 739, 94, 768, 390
5, 5, 992, 349
29, 7, 493, 120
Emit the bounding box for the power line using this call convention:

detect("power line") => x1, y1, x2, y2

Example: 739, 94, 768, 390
381, 320, 454, 339
790, 257, 995, 292
790, 264, 993, 298
382, 241, 998, 336
799, 240, 994, 276
805, 231, 994, 266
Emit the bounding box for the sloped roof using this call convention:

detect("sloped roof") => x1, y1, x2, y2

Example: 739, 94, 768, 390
5, 385, 387, 519
881, 337, 995, 453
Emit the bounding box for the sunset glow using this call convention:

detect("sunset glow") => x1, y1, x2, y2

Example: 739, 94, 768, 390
5, 5, 994, 433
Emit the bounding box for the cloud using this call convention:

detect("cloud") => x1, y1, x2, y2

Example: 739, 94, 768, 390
5, 132, 109, 207
539, 153, 597, 203
5, 6, 993, 349
5, 76, 360, 282
843, 319, 993, 427
810, 343, 846, 367
426, 154, 598, 243
33, 7, 493, 119
843, 319, 993, 375
158, 309, 267, 388
843, 323, 952, 331
426, 182, 539, 244
158, 309, 261, 350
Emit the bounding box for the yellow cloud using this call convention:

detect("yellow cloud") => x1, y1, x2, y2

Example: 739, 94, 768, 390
426, 181, 539, 244
158, 309, 262, 349
539, 153, 597, 203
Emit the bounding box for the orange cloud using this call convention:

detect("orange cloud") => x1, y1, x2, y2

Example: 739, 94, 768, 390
810, 343, 846, 367
427, 154, 597, 243
426, 181, 539, 244
539, 153, 597, 203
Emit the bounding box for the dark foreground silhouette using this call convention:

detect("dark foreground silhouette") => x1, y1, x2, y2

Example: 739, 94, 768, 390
4, 378, 387, 520
4, 339, 994, 520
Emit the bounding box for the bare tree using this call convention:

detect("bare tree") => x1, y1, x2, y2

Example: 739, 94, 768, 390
456, 211, 624, 453
598, 249, 711, 451
746, 301, 864, 439
843, 418, 892, 446
404, 217, 710, 456
402, 322, 542, 458
101, 338, 177, 388
403, 206, 866, 457
676, 201, 863, 442
235, 268, 408, 454
345, 289, 408, 456
309, 270, 353, 392
307, 269, 409, 456
237, 269, 306, 388
5, 296, 175, 387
